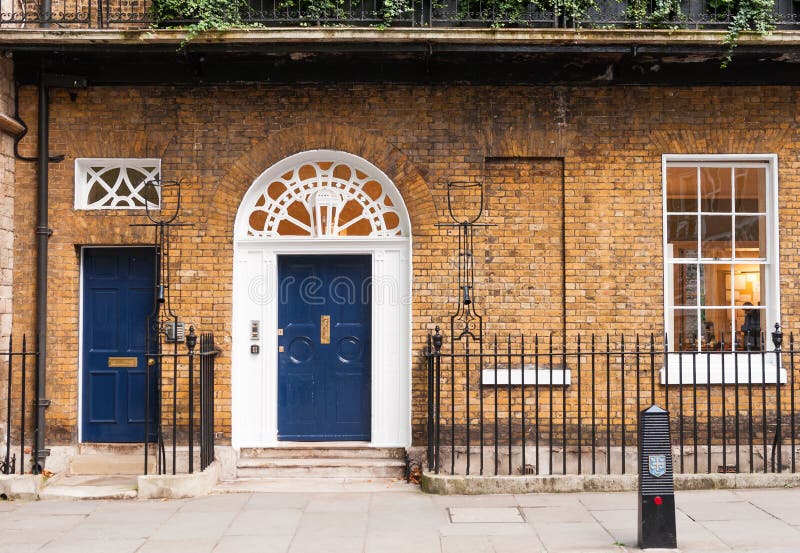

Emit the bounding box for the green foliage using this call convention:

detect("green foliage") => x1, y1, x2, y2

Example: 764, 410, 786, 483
457, 0, 600, 27
379, 0, 415, 24
150, 0, 778, 65
626, 0, 685, 28
722, 0, 776, 66
151, 0, 248, 39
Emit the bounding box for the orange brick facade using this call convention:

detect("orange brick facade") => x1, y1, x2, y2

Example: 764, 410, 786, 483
8, 83, 800, 446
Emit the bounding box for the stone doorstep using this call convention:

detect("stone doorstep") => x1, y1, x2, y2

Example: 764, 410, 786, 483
0, 461, 220, 500
421, 472, 800, 495
39, 474, 139, 501
137, 461, 220, 499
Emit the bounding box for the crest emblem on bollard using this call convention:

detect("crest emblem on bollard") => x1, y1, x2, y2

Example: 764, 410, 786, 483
648, 454, 667, 478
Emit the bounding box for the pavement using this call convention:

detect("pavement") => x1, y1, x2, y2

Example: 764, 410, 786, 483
1, 483, 799, 552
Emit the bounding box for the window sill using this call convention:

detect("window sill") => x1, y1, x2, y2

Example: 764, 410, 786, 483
481, 367, 571, 386
660, 353, 786, 385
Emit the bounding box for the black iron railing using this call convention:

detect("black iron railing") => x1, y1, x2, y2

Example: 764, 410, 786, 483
145, 329, 218, 475
2, 0, 799, 29
425, 327, 799, 476
1, 335, 38, 475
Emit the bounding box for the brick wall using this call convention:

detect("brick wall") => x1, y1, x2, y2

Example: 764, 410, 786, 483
10, 84, 800, 445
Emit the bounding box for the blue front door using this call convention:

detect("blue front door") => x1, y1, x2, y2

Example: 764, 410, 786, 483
278, 255, 372, 441
82, 247, 156, 443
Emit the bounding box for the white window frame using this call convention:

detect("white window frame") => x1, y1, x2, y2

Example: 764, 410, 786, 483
74, 158, 161, 210
661, 154, 785, 385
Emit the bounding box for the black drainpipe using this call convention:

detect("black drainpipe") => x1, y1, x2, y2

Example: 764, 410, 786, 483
14, 70, 86, 472
32, 74, 52, 473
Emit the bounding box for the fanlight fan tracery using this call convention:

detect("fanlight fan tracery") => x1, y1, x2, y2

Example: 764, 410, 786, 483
244, 159, 406, 238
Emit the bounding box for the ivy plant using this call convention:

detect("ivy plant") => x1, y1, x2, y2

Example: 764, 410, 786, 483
151, 0, 249, 39
722, 0, 776, 66
456, 0, 599, 27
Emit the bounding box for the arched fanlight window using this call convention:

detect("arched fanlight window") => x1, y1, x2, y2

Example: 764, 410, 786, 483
241, 154, 407, 238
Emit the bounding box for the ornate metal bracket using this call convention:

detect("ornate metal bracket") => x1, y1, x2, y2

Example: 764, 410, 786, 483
437, 181, 495, 342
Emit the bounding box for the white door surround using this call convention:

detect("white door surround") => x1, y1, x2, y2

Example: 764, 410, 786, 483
231, 150, 412, 448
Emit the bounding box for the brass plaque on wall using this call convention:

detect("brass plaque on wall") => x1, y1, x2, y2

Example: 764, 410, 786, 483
108, 357, 138, 368
320, 315, 331, 344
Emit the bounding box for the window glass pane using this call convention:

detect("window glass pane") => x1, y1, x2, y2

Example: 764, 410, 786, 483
732, 264, 763, 308
701, 167, 732, 212
667, 215, 697, 258
734, 215, 766, 259
701, 215, 732, 258
672, 263, 698, 306
735, 307, 765, 350
734, 167, 766, 213
700, 308, 733, 351
699, 264, 731, 307
672, 309, 698, 350
666, 166, 697, 212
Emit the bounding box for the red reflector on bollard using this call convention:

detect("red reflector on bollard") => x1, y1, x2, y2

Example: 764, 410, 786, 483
654, 496, 663, 506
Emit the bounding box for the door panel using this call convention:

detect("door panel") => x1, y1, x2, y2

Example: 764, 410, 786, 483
278, 254, 371, 441
82, 247, 156, 443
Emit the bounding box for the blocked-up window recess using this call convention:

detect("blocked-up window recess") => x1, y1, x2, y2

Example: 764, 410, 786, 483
74, 158, 161, 210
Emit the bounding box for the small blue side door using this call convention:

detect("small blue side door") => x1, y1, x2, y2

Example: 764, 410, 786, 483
278, 255, 372, 441
82, 247, 156, 443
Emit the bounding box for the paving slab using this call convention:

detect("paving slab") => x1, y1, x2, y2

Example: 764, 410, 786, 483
534, 521, 619, 552
0, 529, 69, 552
449, 506, 525, 523
523, 504, 595, 523
679, 499, 774, 521
214, 534, 293, 553
305, 492, 371, 513
365, 529, 442, 553
670, 510, 732, 552
38, 537, 144, 553
288, 533, 365, 553
441, 535, 494, 553
701, 518, 800, 550
178, 492, 251, 512
439, 522, 537, 536
149, 510, 237, 541
0, 484, 799, 553
137, 538, 218, 553
225, 508, 303, 536
489, 534, 547, 553
244, 492, 310, 510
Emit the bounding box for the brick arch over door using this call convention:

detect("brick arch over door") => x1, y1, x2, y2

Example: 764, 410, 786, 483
213, 121, 438, 240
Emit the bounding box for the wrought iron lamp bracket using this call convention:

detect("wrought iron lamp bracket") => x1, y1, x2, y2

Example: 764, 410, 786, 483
436, 181, 496, 343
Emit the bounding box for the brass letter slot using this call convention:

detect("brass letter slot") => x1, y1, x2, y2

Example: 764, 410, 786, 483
320, 315, 331, 344
108, 356, 138, 368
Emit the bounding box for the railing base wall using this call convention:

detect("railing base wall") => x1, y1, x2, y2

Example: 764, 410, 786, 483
427, 444, 800, 477
421, 471, 800, 495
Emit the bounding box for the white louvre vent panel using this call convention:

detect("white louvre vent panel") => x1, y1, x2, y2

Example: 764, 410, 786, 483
75, 158, 161, 210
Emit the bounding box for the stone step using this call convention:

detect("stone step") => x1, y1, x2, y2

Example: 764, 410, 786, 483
236, 457, 406, 479
78, 443, 157, 456
69, 454, 155, 476
240, 446, 406, 460
39, 475, 138, 500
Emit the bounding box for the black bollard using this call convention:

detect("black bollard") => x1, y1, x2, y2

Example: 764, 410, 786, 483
638, 405, 677, 549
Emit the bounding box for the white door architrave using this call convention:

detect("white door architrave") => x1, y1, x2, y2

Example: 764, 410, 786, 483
231, 150, 412, 448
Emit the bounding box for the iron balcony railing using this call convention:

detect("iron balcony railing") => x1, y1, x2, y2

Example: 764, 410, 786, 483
2, 0, 799, 29
424, 326, 800, 477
